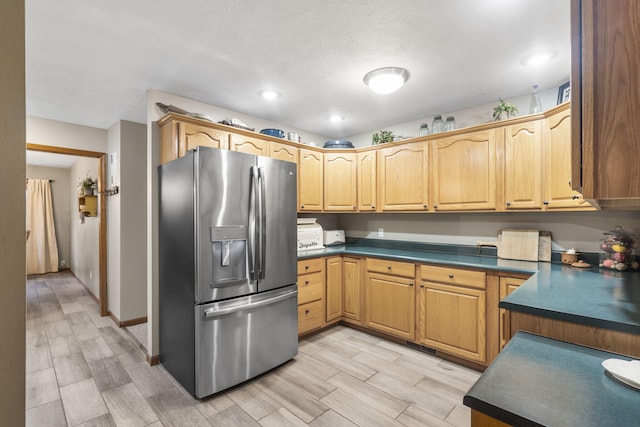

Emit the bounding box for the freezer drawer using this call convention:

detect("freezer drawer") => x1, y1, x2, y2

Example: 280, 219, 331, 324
195, 285, 298, 398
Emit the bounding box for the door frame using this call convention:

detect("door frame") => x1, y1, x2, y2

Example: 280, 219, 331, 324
27, 143, 109, 316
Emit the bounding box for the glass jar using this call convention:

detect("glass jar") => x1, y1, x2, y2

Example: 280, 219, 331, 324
599, 225, 639, 271
529, 84, 543, 114
444, 116, 456, 131
432, 115, 445, 134
419, 123, 430, 136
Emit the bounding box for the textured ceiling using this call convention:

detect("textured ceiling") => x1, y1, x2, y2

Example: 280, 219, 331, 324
26, 0, 570, 139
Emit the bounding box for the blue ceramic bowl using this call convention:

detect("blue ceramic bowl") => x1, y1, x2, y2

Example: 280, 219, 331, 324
260, 128, 285, 138
323, 139, 354, 149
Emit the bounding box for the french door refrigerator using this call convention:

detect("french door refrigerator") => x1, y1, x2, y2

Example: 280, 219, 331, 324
159, 146, 298, 398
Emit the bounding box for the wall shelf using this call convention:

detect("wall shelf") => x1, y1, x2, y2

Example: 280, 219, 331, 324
78, 194, 97, 217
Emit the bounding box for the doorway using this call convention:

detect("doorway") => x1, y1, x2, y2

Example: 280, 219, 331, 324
27, 143, 108, 316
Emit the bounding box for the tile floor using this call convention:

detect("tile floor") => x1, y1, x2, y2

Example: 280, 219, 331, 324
26, 271, 479, 426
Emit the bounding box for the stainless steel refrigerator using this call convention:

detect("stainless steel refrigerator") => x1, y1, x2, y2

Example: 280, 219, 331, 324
159, 146, 298, 398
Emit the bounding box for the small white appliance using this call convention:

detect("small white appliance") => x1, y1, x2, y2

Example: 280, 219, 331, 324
297, 218, 324, 251
323, 230, 345, 246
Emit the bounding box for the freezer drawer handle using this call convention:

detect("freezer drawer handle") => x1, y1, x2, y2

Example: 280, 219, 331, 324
202, 290, 297, 319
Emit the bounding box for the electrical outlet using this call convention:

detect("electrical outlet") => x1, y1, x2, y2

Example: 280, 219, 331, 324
89, 270, 93, 279
378, 228, 384, 238
60, 260, 66, 268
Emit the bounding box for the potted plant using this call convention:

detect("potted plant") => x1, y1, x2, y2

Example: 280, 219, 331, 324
492, 98, 519, 121
78, 175, 97, 195
371, 130, 395, 145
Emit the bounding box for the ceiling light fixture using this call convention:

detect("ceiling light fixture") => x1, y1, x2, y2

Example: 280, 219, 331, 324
329, 115, 345, 123
521, 51, 557, 67
259, 89, 280, 100
363, 67, 410, 94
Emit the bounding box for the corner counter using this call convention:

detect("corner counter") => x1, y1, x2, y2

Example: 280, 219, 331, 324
464, 332, 640, 427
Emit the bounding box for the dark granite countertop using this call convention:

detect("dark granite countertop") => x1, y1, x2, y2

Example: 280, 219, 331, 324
298, 239, 640, 335
464, 332, 640, 427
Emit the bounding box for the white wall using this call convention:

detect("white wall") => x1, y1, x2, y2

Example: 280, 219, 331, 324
27, 116, 109, 152
1, 0, 25, 422
70, 157, 100, 297
108, 120, 148, 322
338, 211, 640, 253
347, 86, 562, 147
26, 165, 72, 268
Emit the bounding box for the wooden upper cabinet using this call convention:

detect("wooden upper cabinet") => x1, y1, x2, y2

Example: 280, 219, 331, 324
544, 105, 591, 210
298, 148, 323, 211
324, 152, 357, 211
503, 120, 543, 210
378, 142, 429, 211
432, 130, 496, 211
270, 141, 299, 164
180, 122, 230, 156
572, 0, 640, 208
229, 134, 269, 156
357, 151, 377, 211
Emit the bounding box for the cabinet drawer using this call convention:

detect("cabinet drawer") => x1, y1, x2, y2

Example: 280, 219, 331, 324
298, 258, 324, 275
297, 271, 324, 304
298, 300, 324, 334
367, 258, 415, 278
420, 265, 486, 289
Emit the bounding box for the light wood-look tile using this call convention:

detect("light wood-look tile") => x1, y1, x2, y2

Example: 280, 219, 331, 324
102, 382, 159, 427
26, 271, 476, 427
59, 378, 108, 426
26, 399, 66, 427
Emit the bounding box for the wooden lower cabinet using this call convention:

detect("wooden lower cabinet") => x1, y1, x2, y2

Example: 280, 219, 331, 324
499, 276, 526, 349
419, 265, 487, 363
325, 256, 343, 323
365, 259, 416, 340
342, 257, 361, 323
297, 258, 325, 335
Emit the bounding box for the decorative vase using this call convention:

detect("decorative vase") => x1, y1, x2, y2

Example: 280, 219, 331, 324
498, 111, 509, 121
84, 187, 93, 196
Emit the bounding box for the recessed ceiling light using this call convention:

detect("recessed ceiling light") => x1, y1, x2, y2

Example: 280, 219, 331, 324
363, 67, 410, 94
259, 89, 280, 100
521, 51, 557, 67
329, 115, 345, 123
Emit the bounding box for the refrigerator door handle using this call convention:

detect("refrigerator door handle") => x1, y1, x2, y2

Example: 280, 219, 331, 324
248, 166, 259, 280
258, 167, 267, 279
202, 289, 297, 318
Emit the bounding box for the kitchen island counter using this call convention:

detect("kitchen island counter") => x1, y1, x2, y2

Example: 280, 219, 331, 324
463, 331, 640, 427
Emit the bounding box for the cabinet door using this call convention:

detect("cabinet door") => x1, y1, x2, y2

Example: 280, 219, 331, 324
298, 149, 323, 211
419, 282, 486, 362
572, 0, 640, 207
365, 272, 415, 340
357, 151, 377, 211
432, 130, 496, 211
503, 120, 542, 210
325, 256, 343, 323
378, 142, 429, 211
499, 276, 525, 349
270, 142, 298, 164
229, 134, 269, 156
324, 152, 357, 211
343, 257, 361, 323
544, 106, 591, 209
179, 122, 230, 156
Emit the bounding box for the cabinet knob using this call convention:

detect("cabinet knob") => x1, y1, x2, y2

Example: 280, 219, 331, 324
305, 309, 310, 315
543, 201, 549, 205
423, 204, 427, 209
506, 201, 511, 206
433, 205, 438, 209
301, 204, 305, 209
568, 179, 572, 187
448, 273, 454, 279
305, 280, 309, 285
371, 205, 375, 209
572, 194, 580, 200
420, 284, 425, 288
305, 265, 309, 270
409, 282, 414, 287
353, 206, 356, 209
387, 265, 392, 270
